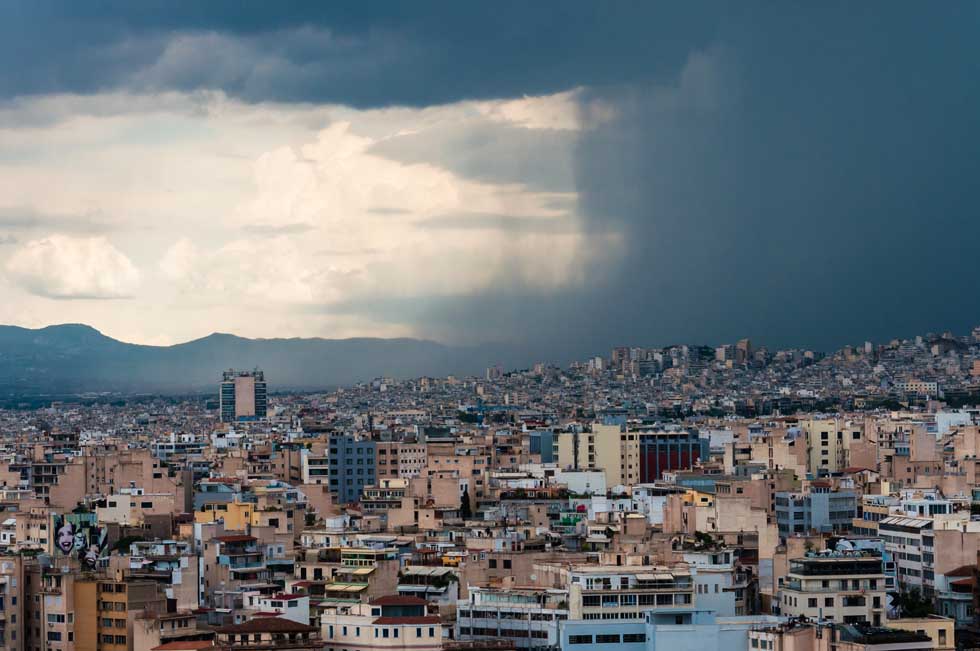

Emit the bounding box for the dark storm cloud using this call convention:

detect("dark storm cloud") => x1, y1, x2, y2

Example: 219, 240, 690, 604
5, 2, 980, 357
566, 5, 980, 353
321, 4, 980, 360
0, 2, 716, 106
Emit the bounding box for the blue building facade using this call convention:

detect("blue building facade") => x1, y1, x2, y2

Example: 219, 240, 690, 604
775, 487, 856, 537
529, 430, 556, 463
328, 435, 377, 504
559, 611, 784, 651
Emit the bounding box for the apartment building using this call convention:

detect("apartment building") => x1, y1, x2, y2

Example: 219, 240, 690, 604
801, 418, 866, 476
775, 484, 857, 538
456, 585, 568, 649
779, 553, 887, 626
319, 596, 442, 651
563, 565, 694, 621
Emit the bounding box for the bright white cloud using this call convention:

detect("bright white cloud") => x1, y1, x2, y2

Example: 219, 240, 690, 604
5, 235, 140, 299
0, 87, 620, 343
166, 113, 608, 309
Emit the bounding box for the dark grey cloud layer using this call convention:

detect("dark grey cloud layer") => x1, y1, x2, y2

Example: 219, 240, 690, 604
0, 2, 717, 106
5, 2, 980, 358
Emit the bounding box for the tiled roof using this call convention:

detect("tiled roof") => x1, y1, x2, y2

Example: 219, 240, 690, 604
151, 642, 215, 651
373, 616, 441, 625
215, 617, 317, 634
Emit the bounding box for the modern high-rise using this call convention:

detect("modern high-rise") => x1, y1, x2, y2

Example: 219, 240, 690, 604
219, 369, 268, 422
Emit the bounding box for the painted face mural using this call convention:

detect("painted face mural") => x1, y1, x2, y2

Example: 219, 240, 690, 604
56, 520, 75, 554
51, 514, 108, 568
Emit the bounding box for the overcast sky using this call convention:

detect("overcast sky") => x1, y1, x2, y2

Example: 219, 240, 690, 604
0, 2, 977, 358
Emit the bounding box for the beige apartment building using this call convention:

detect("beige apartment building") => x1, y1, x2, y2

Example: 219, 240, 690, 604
779, 554, 887, 626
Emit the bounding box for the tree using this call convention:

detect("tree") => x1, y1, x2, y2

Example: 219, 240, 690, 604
695, 531, 716, 549
460, 487, 472, 519
890, 588, 934, 618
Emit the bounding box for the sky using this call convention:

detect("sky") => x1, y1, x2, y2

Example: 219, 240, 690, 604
0, 2, 978, 359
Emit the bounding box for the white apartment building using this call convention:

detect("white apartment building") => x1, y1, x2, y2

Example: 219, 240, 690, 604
456, 585, 568, 648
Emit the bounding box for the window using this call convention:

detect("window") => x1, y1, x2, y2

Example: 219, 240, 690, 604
569, 635, 593, 645
596, 634, 620, 643
808, 598, 818, 608
429, 628, 435, 638
488, 560, 497, 569
623, 634, 646, 643
503, 560, 512, 570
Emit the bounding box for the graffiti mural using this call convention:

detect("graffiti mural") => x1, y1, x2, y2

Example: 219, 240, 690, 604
51, 513, 108, 569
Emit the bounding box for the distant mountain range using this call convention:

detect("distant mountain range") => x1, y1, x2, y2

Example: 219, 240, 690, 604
0, 324, 523, 396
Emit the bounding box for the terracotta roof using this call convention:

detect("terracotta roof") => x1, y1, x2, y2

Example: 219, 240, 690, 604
369, 595, 428, 606
216, 617, 317, 634
373, 616, 441, 625
213, 535, 256, 543
945, 565, 976, 577
151, 642, 215, 651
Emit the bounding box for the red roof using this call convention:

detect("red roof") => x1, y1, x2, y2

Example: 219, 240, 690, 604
216, 617, 316, 634
269, 593, 306, 601
373, 616, 441, 625
369, 595, 428, 606
151, 642, 215, 651
213, 535, 256, 543
946, 565, 976, 577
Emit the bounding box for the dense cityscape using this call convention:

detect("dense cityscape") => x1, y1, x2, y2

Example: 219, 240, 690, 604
2, 4, 979, 651
0, 326, 976, 651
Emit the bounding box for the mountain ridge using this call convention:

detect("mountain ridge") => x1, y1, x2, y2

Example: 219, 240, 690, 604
0, 323, 521, 395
